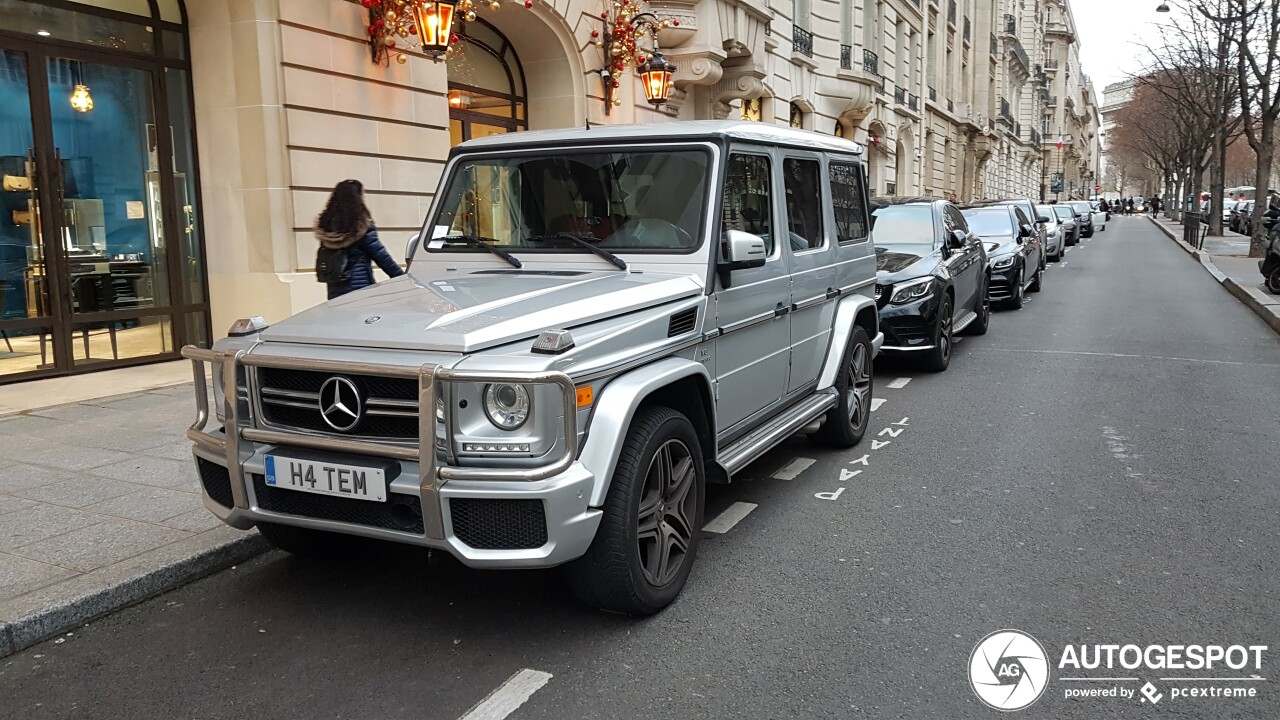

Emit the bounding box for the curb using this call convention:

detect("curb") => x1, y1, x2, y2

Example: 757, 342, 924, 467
0, 531, 268, 658
1147, 216, 1280, 335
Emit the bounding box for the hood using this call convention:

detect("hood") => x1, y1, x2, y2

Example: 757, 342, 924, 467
982, 238, 1018, 256
875, 248, 940, 282
260, 269, 703, 353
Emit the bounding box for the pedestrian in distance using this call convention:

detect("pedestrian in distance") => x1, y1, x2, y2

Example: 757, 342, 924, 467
314, 179, 406, 300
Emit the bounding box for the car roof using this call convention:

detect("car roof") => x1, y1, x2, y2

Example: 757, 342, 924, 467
452, 120, 866, 157
868, 196, 943, 210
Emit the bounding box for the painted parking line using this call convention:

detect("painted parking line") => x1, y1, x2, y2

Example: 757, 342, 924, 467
459, 669, 553, 720
704, 502, 758, 534
887, 377, 911, 389
772, 457, 816, 480
871, 397, 887, 412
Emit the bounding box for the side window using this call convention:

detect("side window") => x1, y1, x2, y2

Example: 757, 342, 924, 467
722, 153, 774, 255
829, 161, 869, 244
945, 206, 969, 233
1012, 207, 1030, 227
783, 157, 825, 251
941, 205, 958, 236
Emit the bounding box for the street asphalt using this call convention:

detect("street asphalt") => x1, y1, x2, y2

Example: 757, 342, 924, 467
1, 217, 1278, 719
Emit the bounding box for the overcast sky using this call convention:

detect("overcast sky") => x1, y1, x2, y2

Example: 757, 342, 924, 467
1073, 0, 1177, 92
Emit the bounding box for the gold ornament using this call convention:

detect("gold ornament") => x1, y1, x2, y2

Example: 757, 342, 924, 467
396, 53, 408, 64
384, 9, 397, 21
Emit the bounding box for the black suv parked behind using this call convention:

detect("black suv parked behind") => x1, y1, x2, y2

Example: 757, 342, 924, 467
872, 197, 990, 372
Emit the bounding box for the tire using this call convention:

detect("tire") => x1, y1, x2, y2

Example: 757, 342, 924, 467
1266, 268, 1280, 295
1028, 264, 1043, 292
922, 294, 953, 372
812, 326, 873, 448
564, 406, 704, 615
962, 275, 990, 336
1006, 267, 1025, 309
256, 522, 349, 558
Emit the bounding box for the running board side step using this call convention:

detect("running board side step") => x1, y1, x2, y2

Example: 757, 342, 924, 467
952, 309, 978, 334
718, 393, 838, 476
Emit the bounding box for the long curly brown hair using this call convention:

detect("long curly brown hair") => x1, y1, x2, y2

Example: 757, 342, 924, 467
317, 179, 371, 237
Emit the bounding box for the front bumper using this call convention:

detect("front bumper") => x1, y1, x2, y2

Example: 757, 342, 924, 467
988, 261, 1020, 301
182, 347, 599, 568
877, 292, 940, 351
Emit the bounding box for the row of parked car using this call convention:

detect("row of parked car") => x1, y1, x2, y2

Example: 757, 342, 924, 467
872, 196, 1105, 372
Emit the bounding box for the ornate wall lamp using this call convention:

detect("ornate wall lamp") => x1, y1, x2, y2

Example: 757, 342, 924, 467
587, 1, 678, 113
363, 0, 533, 64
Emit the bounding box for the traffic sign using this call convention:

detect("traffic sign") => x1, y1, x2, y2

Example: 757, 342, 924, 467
1094, 184, 1101, 192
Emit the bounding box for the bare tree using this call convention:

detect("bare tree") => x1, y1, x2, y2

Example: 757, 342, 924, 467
1110, 74, 1210, 222
1235, 0, 1280, 257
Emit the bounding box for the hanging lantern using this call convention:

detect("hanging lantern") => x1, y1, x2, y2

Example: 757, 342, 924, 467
70, 84, 94, 113
637, 49, 674, 107
411, 0, 458, 56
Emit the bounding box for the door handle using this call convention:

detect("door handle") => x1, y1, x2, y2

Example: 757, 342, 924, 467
774, 302, 790, 317
825, 287, 840, 299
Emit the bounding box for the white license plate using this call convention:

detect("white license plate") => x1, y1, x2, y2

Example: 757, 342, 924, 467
264, 455, 386, 502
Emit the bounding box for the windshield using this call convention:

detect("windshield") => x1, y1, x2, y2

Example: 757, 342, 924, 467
1036, 205, 1057, 223
1053, 206, 1074, 221
425, 148, 710, 253
871, 205, 936, 254
962, 209, 1016, 237
1069, 202, 1091, 213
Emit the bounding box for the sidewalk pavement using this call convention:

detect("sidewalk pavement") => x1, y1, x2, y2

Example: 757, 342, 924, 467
0, 383, 266, 657
1148, 216, 1280, 335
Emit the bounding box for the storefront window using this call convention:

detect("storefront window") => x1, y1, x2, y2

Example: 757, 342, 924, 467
0, 0, 157, 54
447, 19, 526, 146
165, 67, 203, 308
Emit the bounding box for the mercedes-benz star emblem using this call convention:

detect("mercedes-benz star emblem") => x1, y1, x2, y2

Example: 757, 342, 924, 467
318, 376, 362, 431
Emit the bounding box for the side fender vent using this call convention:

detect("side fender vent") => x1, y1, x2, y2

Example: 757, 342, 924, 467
668, 308, 697, 337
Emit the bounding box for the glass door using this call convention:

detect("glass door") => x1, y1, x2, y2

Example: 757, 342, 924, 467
45, 56, 174, 368
0, 48, 60, 379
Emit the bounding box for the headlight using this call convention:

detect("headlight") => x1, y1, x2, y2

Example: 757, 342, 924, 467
483, 383, 531, 429
991, 255, 1015, 269
890, 278, 933, 304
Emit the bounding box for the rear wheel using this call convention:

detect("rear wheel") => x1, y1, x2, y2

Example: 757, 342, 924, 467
1006, 268, 1026, 309
962, 276, 990, 336
1028, 264, 1043, 292
1266, 268, 1280, 295
565, 406, 704, 615
922, 295, 953, 372
812, 326, 873, 448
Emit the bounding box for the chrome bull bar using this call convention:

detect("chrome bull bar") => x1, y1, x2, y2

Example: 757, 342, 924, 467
180, 346, 579, 540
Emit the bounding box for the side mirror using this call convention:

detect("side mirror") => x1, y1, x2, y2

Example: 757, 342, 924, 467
718, 230, 767, 287
947, 229, 967, 249
1020, 224, 1035, 238
1038, 215, 1052, 223
404, 233, 421, 267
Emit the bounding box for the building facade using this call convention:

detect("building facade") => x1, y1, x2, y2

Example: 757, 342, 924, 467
0, 0, 1099, 383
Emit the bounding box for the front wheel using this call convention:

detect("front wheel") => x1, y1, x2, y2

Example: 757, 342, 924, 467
1006, 268, 1026, 309
812, 326, 873, 448
962, 276, 990, 336
565, 406, 704, 615
1266, 267, 1280, 295
922, 295, 953, 372
1028, 264, 1043, 292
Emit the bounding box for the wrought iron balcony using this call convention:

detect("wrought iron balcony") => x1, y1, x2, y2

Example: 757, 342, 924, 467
963, 17, 971, 42
908, 93, 919, 111
1009, 38, 1030, 72
1045, 58, 1059, 70
990, 34, 998, 56
863, 49, 880, 76
947, 98, 954, 113
793, 26, 813, 58
840, 44, 851, 70
894, 86, 906, 105
948, 0, 957, 24
998, 96, 1013, 122
1004, 13, 1017, 36
929, 86, 937, 102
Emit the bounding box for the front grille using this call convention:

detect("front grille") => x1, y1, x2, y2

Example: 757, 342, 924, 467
256, 367, 418, 440
197, 458, 234, 508
449, 498, 548, 550
251, 474, 425, 534
874, 284, 889, 308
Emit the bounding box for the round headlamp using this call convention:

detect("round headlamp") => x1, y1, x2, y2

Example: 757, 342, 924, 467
483, 383, 531, 430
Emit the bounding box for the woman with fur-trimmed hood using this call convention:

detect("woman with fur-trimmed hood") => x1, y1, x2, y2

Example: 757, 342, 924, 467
315, 179, 405, 299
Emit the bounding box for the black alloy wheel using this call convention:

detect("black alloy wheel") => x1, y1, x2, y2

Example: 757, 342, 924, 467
923, 295, 953, 372
1006, 266, 1026, 309
565, 406, 704, 615
813, 326, 873, 447
1028, 262, 1043, 292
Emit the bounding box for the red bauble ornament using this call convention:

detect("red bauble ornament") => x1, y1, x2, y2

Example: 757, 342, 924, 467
591, 29, 599, 37
408, 24, 417, 34
368, 25, 379, 35
361, 0, 373, 7
672, 19, 680, 25
525, 0, 533, 6
450, 33, 459, 42
601, 11, 608, 18
373, 18, 384, 28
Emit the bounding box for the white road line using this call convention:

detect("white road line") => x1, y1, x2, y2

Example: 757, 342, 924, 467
1060, 261, 1069, 267
459, 669, 553, 720
871, 398, 887, 412
772, 457, 815, 480
703, 502, 758, 533
887, 377, 911, 389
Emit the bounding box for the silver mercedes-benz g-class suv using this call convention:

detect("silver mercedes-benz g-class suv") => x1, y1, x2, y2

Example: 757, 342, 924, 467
183, 121, 882, 614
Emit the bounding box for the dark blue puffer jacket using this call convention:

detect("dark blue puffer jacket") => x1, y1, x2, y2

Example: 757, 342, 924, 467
321, 224, 406, 299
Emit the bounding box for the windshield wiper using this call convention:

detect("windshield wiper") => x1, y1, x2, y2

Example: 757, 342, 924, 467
439, 234, 522, 269
526, 233, 628, 270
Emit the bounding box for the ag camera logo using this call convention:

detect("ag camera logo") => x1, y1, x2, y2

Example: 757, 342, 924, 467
969, 630, 1051, 711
